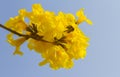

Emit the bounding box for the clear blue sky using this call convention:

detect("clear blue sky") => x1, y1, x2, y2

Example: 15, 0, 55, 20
0, 0, 120, 77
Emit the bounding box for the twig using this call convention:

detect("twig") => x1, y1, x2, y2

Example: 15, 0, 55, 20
0, 24, 26, 37
0, 24, 67, 50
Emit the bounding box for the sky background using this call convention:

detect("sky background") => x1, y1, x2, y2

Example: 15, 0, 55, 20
0, 0, 120, 77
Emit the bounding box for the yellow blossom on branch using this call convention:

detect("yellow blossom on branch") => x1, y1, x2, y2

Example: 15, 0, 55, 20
0, 4, 92, 70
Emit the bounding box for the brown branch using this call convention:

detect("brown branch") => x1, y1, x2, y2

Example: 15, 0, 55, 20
0, 24, 26, 37
0, 24, 53, 43
0, 24, 67, 50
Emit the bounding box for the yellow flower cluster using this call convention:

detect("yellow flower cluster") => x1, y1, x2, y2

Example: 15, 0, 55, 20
5, 4, 92, 70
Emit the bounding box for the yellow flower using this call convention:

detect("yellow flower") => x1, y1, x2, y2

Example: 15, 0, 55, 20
76, 8, 93, 25
5, 4, 92, 70
7, 33, 27, 56
5, 16, 27, 34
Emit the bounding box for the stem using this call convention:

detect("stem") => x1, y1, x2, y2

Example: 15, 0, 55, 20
0, 24, 26, 37
0, 24, 52, 43
0, 24, 67, 50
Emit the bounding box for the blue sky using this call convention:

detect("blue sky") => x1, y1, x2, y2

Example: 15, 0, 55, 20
0, 0, 120, 77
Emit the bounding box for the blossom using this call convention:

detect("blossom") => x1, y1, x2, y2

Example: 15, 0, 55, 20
5, 4, 92, 70
76, 8, 93, 25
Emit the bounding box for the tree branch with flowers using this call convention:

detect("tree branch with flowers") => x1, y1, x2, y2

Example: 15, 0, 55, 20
0, 4, 92, 70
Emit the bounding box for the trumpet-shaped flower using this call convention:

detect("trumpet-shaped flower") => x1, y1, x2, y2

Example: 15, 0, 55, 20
76, 8, 93, 25
4, 4, 92, 70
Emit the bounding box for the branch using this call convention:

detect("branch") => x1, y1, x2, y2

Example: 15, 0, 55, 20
0, 24, 67, 50
0, 24, 26, 37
